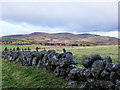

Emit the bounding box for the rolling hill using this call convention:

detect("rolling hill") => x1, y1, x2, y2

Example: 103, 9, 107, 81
2, 32, 119, 45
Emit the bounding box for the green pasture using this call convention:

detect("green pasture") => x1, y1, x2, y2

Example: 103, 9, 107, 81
1, 44, 119, 88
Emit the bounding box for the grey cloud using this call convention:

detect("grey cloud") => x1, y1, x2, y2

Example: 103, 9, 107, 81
2, 2, 118, 33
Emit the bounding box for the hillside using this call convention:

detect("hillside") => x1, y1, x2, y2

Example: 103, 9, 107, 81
2, 32, 119, 45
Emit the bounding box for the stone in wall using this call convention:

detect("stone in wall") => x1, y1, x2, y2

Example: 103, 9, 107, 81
82, 54, 102, 68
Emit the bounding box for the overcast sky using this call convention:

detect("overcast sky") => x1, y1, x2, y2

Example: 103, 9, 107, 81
0, 2, 119, 38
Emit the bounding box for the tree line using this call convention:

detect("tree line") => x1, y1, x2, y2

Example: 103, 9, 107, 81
1, 38, 90, 46
40, 43, 90, 46
0, 38, 33, 45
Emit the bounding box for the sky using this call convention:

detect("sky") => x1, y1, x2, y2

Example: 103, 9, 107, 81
0, 1, 119, 38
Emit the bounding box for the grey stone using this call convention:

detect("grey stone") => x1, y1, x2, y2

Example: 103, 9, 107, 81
105, 63, 113, 72
59, 58, 66, 67
49, 65, 56, 71
32, 57, 37, 66
1, 51, 5, 58
66, 67, 85, 81
54, 66, 67, 77
78, 68, 86, 81
36, 60, 42, 69
60, 69, 67, 77
83, 68, 92, 78
82, 57, 90, 68
116, 79, 120, 90
116, 68, 120, 76
112, 60, 120, 71
50, 55, 59, 66
66, 54, 79, 65
82, 54, 102, 68
54, 66, 61, 77
56, 53, 64, 59
9, 56, 13, 62
27, 58, 32, 66
43, 54, 48, 63
87, 78, 115, 88
89, 54, 102, 61
110, 72, 119, 82
40, 50, 47, 56
15, 58, 20, 64
103, 56, 112, 65
91, 60, 105, 78
100, 69, 110, 80
48, 50, 56, 54
49, 50, 56, 57
64, 52, 73, 56
12, 53, 19, 62
80, 82, 90, 89
66, 64, 77, 73
67, 81, 77, 88
60, 54, 79, 67
43, 62, 51, 70
23, 60, 27, 66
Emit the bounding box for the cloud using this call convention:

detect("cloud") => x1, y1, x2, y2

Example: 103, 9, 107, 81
0, 20, 119, 39
1, 2, 118, 33
0, 21, 66, 36
89, 31, 119, 38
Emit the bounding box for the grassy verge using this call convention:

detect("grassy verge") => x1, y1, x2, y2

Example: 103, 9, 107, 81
2, 57, 68, 88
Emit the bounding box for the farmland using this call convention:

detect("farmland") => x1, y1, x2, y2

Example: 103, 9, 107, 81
1, 44, 119, 88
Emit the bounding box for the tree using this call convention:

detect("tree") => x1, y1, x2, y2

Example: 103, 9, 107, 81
66, 44, 68, 46
42, 43, 45, 46
83, 44, 86, 46
72, 44, 78, 46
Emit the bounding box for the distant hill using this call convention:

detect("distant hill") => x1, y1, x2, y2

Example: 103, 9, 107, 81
2, 32, 119, 45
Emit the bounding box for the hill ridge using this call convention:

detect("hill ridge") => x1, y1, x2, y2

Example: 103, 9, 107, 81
2, 32, 119, 45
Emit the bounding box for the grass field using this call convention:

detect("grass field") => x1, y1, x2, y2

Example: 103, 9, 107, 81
1, 44, 119, 88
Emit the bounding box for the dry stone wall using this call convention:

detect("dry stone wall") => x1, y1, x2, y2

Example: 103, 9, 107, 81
1, 47, 120, 89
